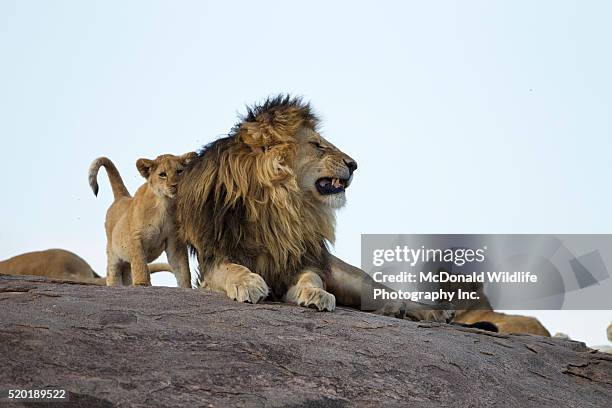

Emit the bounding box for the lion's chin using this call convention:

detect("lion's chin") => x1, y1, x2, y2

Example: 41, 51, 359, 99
318, 191, 346, 209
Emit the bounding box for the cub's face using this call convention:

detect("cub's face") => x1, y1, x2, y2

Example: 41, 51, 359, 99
137, 152, 197, 198
294, 127, 357, 209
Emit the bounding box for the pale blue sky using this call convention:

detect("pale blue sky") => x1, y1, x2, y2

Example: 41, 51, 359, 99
1, 1, 610, 345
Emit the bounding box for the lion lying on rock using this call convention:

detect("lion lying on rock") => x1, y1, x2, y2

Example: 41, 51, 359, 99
444, 280, 550, 335
176, 95, 451, 322
0, 248, 172, 285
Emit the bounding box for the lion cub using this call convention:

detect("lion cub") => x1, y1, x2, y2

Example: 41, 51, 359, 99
89, 153, 196, 288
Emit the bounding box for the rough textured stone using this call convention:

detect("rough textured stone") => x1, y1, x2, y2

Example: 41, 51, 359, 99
0, 274, 610, 407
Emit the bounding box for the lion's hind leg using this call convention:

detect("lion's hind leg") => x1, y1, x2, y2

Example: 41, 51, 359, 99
202, 262, 269, 304
106, 252, 123, 286
328, 254, 453, 322
284, 270, 336, 312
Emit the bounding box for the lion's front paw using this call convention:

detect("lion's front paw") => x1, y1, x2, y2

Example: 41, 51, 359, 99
375, 301, 455, 323
227, 272, 269, 304
374, 300, 409, 319
436, 309, 456, 323
405, 309, 455, 323
296, 287, 336, 311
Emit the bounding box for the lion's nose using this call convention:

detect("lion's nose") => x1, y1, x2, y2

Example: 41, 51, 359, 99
344, 159, 357, 175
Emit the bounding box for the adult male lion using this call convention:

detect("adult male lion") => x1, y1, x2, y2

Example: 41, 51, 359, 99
176, 96, 450, 321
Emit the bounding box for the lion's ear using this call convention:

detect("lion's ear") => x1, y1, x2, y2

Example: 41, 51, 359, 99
240, 122, 275, 149
136, 158, 155, 179
180, 152, 197, 165
239, 111, 299, 149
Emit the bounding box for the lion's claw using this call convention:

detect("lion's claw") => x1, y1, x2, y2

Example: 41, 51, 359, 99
375, 301, 455, 323
296, 287, 336, 311
406, 309, 455, 323
227, 272, 269, 304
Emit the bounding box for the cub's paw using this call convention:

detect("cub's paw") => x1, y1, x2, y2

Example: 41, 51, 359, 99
227, 272, 269, 304
296, 287, 336, 311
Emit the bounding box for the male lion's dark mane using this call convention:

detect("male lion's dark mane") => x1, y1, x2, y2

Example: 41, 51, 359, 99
176, 95, 333, 298
240, 94, 319, 132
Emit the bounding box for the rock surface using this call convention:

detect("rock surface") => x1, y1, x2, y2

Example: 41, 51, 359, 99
0, 274, 610, 407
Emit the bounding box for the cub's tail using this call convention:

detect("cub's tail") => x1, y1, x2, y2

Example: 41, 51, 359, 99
88, 157, 131, 199
147, 263, 173, 273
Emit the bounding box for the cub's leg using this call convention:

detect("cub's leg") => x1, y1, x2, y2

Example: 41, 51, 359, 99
129, 235, 150, 286
284, 270, 336, 312
106, 251, 123, 286
166, 238, 191, 288
202, 262, 269, 304
121, 263, 132, 286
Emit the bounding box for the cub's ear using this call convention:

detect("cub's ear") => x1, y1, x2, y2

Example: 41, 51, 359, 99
136, 158, 155, 179
180, 151, 197, 165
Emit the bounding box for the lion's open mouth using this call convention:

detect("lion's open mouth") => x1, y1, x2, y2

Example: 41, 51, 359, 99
315, 177, 349, 195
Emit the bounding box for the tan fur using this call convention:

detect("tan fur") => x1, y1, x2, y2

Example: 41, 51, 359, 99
284, 270, 336, 311
328, 255, 454, 321
176, 96, 452, 322
89, 153, 196, 287
202, 262, 270, 303
0, 249, 104, 284
446, 281, 550, 335
0, 249, 172, 285
454, 309, 550, 336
